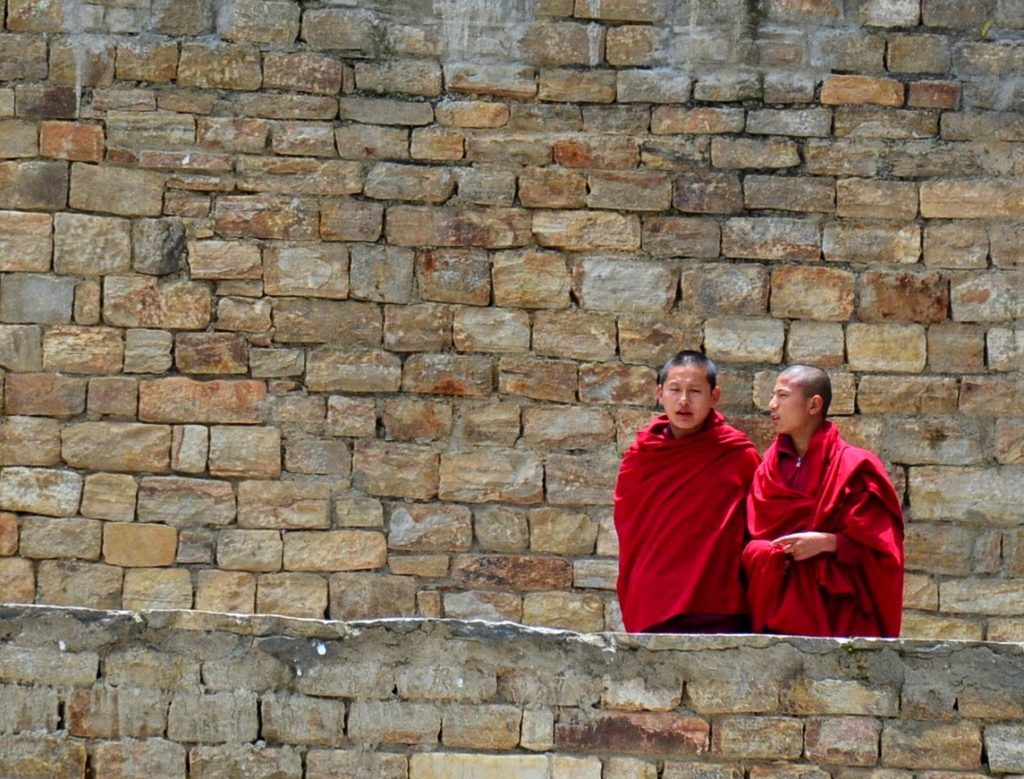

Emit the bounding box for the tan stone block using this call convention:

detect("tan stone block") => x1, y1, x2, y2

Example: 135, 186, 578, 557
533, 310, 616, 361
641, 216, 719, 258
383, 303, 452, 353
216, 530, 282, 572
450, 555, 572, 595
705, 317, 785, 363
722, 217, 821, 261
19, 516, 101, 560
712, 716, 803, 760
5, 373, 85, 418
522, 407, 615, 453
439, 450, 543, 504
380, 398, 452, 442
821, 74, 904, 106
121, 568, 191, 610
539, 68, 616, 102
236, 480, 331, 530
528, 505, 599, 553
326, 396, 376, 438
923, 222, 988, 269
553, 136, 638, 169
68, 163, 163, 217
173, 333, 247, 375
491, 249, 571, 309
834, 105, 937, 139
711, 137, 801, 169
409, 126, 465, 161
605, 25, 654, 66
823, 222, 920, 264
681, 262, 768, 317
103, 275, 211, 329
194, 570, 255, 613
81, 473, 137, 522
0, 557, 33, 602
882, 721, 982, 770
743, 175, 836, 213
354, 58, 442, 97
387, 205, 531, 249
459, 402, 522, 447
0, 416, 61, 467
805, 717, 881, 766
0, 513, 17, 556
436, 100, 509, 128
390, 555, 450, 578
36, 560, 122, 609
617, 314, 703, 364
557, 710, 707, 756
443, 590, 523, 621
263, 243, 348, 299
402, 353, 493, 397
177, 42, 261, 89
578, 361, 655, 405
104, 523, 177, 567
214, 194, 318, 240
0, 466, 82, 517
413, 249, 489, 306
196, 119, 268, 155
921, 179, 1024, 219
257, 572, 327, 618
139, 378, 265, 424
847, 323, 927, 372
572, 257, 675, 311
87, 377, 138, 419
306, 349, 401, 394
857, 375, 958, 414
207, 427, 280, 478
960, 375, 1024, 417
40, 119, 104, 162
137, 477, 235, 529
858, 270, 949, 322
497, 356, 575, 403
42, 326, 123, 374
910, 465, 1023, 524
445, 63, 538, 99
339, 96, 433, 126
62, 422, 170, 473
123, 329, 172, 374
364, 162, 455, 203
545, 451, 619, 505
837, 178, 919, 220
351, 442, 438, 500
995, 419, 1024, 465
328, 571, 417, 619
0, 211, 52, 271
770, 266, 854, 321
518, 167, 586, 209
187, 240, 261, 281
335, 124, 409, 161
236, 156, 362, 197
453, 307, 530, 354
441, 703, 521, 750
283, 530, 387, 571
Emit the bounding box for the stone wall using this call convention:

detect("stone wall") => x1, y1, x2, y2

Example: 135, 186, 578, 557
0, 0, 1020, 637
2, 605, 1024, 777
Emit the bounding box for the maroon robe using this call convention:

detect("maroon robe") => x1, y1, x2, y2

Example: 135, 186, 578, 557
614, 410, 760, 633
743, 421, 904, 638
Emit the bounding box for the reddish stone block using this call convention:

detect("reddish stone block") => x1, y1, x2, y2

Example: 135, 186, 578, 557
39, 121, 104, 162
6, 373, 86, 417
175, 333, 249, 375
908, 80, 961, 109
556, 710, 709, 756
139, 377, 266, 424
451, 554, 573, 591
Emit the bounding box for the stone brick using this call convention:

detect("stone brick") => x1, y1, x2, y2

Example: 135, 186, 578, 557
347, 700, 439, 746
257, 572, 327, 618
712, 716, 803, 760
837, 178, 919, 220
402, 353, 493, 397
214, 194, 319, 240
498, 356, 576, 402
821, 74, 904, 106
36, 560, 122, 609
380, 304, 450, 354
847, 323, 927, 372
906, 522, 997, 574
617, 68, 691, 103
553, 136, 638, 169
335, 124, 409, 161
167, 691, 259, 744
532, 311, 616, 361
236, 157, 361, 197
572, 258, 675, 312
39, 326, 121, 375
351, 441, 438, 500
586, 171, 672, 211
0, 466, 82, 517
176, 42, 262, 90
436, 100, 509, 128
722, 217, 821, 261
444, 590, 523, 621
438, 450, 543, 504
538, 68, 616, 103
652, 106, 743, 135
672, 171, 743, 214
522, 407, 615, 454
951, 271, 1023, 321
123, 568, 192, 610
577, 362, 656, 406
139, 378, 265, 424
194, 572, 251, 612
823, 222, 920, 264
0, 736, 87, 779
388, 503, 471, 552
62, 422, 169, 472
459, 402, 522, 447
960, 376, 1024, 417
857, 375, 958, 413
882, 721, 982, 770
87, 376, 138, 418
306, 750, 406, 779
5, 373, 83, 418
803, 717, 881, 766
1, 273, 75, 324
305, 349, 400, 393
769, 266, 854, 321
187, 240, 261, 281
93, 740, 186, 779
410, 127, 465, 161
0, 211, 51, 272
328, 572, 417, 619
452, 554, 572, 591
136, 474, 235, 528
858, 270, 948, 322
208, 427, 281, 478
782, 678, 898, 716
122, 329, 172, 373
683, 679, 778, 715
711, 137, 800, 169
339, 97, 433, 127
518, 167, 587, 208
557, 710, 708, 756
414, 249, 490, 305
67, 686, 169, 739
605, 26, 654, 66
104, 276, 211, 330
834, 106, 937, 139
261, 693, 345, 747
0, 557, 33, 603
283, 530, 386, 571
743, 175, 835, 213
388, 205, 531, 248
693, 72, 761, 102
545, 451, 619, 505
642, 216, 719, 258
923, 222, 988, 269
174, 333, 248, 375
348, 245, 415, 304
453, 307, 530, 354
103, 523, 176, 568
381, 398, 453, 442
0, 416, 60, 467
0, 160, 67, 210
217, 530, 283, 572
318, 200, 383, 244
68, 163, 163, 216
925, 323, 982, 373
705, 318, 786, 363
910, 465, 1023, 523
524, 591, 604, 631
989, 325, 1024, 371
301, 6, 380, 52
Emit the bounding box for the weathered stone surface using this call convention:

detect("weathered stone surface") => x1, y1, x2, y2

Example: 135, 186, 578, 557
43, 326, 123, 374
1, 273, 75, 324
236, 481, 330, 530
438, 450, 543, 504
104, 523, 177, 568
0, 467, 82, 517
137, 477, 235, 527
69, 163, 163, 216
139, 378, 265, 424
62, 423, 170, 473
0, 211, 52, 272
104, 276, 211, 330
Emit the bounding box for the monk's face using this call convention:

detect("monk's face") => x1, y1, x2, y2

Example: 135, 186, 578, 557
656, 364, 720, 437
768, 373, 818, 438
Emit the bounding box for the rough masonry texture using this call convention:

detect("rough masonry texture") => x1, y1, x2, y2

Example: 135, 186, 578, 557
0, 0, 1020, 639
2, 605, 1024, 778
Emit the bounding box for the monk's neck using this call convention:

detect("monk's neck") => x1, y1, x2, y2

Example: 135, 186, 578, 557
789, 420, 824, 457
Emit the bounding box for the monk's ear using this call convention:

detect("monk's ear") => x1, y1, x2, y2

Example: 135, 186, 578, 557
807, 393, 824, 417
655, 383, 665, 408
710, 385, 721, 406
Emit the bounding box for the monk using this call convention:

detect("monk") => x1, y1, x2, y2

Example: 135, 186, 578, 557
743, 365, 904, 638
614, 350, 761, 633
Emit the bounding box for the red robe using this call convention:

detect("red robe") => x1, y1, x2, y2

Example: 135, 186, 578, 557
743, 421, 904, 638
614, 410, 760, 633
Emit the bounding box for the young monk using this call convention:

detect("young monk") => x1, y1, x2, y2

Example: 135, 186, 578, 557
743, 365, 904, 638
614, 350, 761, 633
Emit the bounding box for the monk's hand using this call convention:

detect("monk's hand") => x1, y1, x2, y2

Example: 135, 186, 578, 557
773, 532, 837, 561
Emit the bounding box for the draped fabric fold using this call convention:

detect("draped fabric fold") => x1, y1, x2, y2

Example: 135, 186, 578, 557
743, 422, 905, 638
614, 410, 761, 633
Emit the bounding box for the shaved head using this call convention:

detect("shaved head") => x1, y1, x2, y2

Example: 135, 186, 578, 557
779, 365, 832, 416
